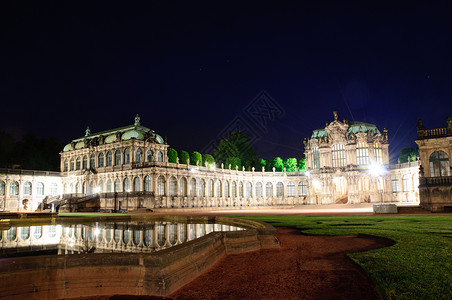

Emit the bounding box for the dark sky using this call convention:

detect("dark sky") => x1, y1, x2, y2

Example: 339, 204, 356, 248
2, 1, 452, 163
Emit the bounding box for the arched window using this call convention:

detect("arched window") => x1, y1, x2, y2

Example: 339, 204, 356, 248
98, 153, 105, 167
168, 177, 177, 196
20, 227, 30, 240
69, 183, 74, 193
136, 148, 142, 163
107, 151, 112, 166
106, 180, 112, 192
144, 176, 151, 192
231, 181, 236, 197
157, 151, 163, 162
245, 182, 252, 197
299, 182, 307, 196
266, 182, 273, 197
114, 179, 121, 192
224, 181, 229, 198
83, 155, 88, 169
36, 182, 44, 195
238, 182, 243, 197
287, 182, 295, 197
255, 182, 262, 197
124, 148, 130, 164
198, 180, 205, 197
98, 180, 103, 193
332, 144, 346, 167
23, 181, 32, 195
180, 177, 187, 196
124, 178, 130, 192
76, 157, 81, 170
312, 147, 320, 169
70, 158, 75, 171
207, 180, 214, 197
134, 177, 140, 192
276, 182, 284, 197
391, 176, 399, 193
374, 142, 383, 164
402, 175, 410, 192
0, 181, 5, 195
90, 154, 95, 169
88, 181, 94, 194
215, 180, 221, 197
10, 181, 19, 195
147, 150, 153, 162
115, 150, 121, 166
157, 176, 165, 196
82, 181, 86, 194
76, 182, 80, 193
429, 151, 450, 177
33, 226, 42, 239
190, 178, 196, 196
64, 183, 67, 194
64, 159, 68, 172
356, 142, 369, 165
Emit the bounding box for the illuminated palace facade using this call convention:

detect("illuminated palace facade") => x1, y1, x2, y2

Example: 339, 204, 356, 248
0, 113, 420, 212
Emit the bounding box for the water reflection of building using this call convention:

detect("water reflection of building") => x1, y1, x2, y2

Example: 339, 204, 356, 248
0, 112, 420, 212
416, 116, 452, 211
0, 223, 243, 256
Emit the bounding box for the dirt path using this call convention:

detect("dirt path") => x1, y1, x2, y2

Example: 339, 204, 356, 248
70, 227, 392, 300
170, 227, 391, 299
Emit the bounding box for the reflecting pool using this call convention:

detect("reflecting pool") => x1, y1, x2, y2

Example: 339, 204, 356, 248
0, 221, 244, 257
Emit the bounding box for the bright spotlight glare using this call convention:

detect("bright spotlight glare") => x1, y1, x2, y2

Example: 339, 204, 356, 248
305, 171, 310, 177
94, 228, 100, 236
368, 163, 386, 176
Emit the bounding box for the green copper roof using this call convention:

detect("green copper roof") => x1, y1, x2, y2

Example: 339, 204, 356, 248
312, 128, 327, 138
63, 115, 165, 152
347, 121, 380, 135
311, 121, 380, 140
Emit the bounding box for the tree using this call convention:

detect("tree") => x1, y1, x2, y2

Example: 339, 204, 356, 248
0, 130, 15, 168
252, 158, 266, 171
167, 148, 178, 163
283, 158, 298, 172
190, 151, 202, 166
214, 139, 240, 165
213, 130, 258, 167
268, 157, 284, 172
178, 150, 190, 165
399, 147, 418, 163
226, 156, 241, 170
298, 158, 307, 172
202, 154, 215, 167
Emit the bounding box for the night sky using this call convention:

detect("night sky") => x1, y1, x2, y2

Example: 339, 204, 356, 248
2, 1, 452, 163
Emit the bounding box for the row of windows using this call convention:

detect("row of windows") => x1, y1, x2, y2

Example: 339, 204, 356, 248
312, 143, 383, 169
63, 148, 164, 172
0, 181, 58, 196
391, 175, 419, 193
66, 177, 309, 198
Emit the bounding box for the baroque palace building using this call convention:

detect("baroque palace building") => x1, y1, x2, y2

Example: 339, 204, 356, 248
0, 112, 420, 212
416, 116, 452, 212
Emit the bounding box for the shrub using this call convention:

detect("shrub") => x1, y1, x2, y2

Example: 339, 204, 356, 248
167, 148, 178, 163
178, 150, 190, 165
202, 154, 215, 167
190, 151, 202, 166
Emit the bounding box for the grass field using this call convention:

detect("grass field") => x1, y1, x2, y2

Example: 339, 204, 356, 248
241, 215, 452, 300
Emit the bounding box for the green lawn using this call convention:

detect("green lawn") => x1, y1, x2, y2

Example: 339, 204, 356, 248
241, 215, 452, 300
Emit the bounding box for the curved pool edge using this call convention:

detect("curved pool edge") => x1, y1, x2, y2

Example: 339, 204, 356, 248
0, 215, 279, 299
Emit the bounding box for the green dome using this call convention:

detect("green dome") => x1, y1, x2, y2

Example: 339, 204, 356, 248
63, 143, 73, 152
154, 134, 164, 144
122, 129, 145, 141
105, 134, 117, 144
75, 141, 85, 150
